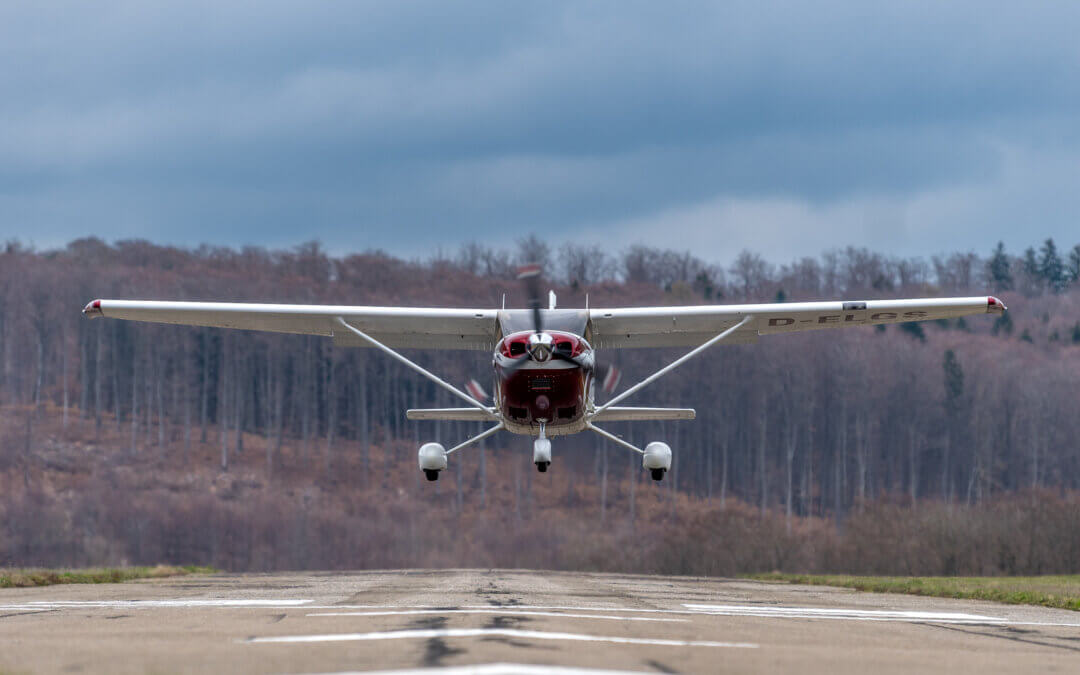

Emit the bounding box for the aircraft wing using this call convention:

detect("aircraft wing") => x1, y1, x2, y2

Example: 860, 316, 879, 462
83, 300, 500, 350
586, 296, 1006, 349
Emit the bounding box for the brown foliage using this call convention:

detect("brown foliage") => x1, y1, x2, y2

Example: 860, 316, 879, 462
0, 238, 1078, 572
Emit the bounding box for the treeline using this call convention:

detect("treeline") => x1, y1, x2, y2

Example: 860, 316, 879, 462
0, 235, 1079, 527
3, 408, 1078, 576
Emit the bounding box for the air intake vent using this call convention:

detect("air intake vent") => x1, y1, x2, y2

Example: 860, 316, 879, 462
528, 377, 553, 391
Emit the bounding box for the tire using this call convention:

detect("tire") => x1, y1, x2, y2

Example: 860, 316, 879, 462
424, 469, 440, 481
536, 461, 549, 473
650, 468, 665, 481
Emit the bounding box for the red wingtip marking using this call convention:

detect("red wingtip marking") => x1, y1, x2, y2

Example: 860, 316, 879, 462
517, 263, 542, 279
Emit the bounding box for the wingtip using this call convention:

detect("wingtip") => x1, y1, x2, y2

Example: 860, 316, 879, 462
987, 296, 1007, 314
82, 299, 103, 318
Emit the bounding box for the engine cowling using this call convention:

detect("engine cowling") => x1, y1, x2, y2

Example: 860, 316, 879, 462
418, 442, 448, 472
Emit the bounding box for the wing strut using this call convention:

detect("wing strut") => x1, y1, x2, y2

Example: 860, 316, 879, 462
589, 314, 754, 418
334, 317, 497, 420
585, 422, 643, 455
447, 422, 505, 455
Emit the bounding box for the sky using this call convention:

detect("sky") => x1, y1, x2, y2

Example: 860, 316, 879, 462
1, 1, 1078, 263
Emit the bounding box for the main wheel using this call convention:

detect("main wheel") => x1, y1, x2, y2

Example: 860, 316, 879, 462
650, 468, 665, 481
535, 461, 550, 473
424, 469, 440, 481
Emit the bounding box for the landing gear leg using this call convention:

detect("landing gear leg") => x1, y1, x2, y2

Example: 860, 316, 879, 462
585, 424, 672, 482
534, 421, 552, 473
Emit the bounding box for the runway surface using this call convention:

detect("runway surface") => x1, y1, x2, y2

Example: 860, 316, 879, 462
1, 569, 1079, 673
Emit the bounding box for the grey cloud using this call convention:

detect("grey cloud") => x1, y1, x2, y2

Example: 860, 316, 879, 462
1, 1, 1078, 257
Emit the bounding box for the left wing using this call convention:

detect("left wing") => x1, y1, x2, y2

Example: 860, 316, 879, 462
83, 300, 499, 350
587, 296, 1006, 349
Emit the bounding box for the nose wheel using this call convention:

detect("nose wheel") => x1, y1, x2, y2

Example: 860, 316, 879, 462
534, 422, 552, 473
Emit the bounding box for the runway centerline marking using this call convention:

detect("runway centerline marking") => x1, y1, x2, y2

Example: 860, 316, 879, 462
313, 604, 699, 615
245, 627, 759, 649
306, 609, 688, 622
298, 663, 658, 675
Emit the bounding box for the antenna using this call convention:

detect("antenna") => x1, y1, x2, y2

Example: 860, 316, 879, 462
501, 293, 506, 310
585, 293, 589, 311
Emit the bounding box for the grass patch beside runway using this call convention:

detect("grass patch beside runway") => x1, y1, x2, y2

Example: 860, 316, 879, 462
0, 565, 215, 588
746, 573, 1080, 611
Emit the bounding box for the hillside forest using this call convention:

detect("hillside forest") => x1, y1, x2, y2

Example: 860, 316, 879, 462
1, 236, 1078, 576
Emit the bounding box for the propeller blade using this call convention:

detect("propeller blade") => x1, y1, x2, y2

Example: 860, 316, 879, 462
465, 379, 488, 401
517, 264, 543, 334
601, 365, 622, 394
500, 354, 532, 376
552, 350, 586, 368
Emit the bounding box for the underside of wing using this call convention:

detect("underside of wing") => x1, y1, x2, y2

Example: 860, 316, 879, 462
83, 300, 500, 350
406, 408, 494, 421
588, 296, 1005, 349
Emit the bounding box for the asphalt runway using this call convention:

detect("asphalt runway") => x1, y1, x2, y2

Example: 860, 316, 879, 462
1, 570, 1078, 674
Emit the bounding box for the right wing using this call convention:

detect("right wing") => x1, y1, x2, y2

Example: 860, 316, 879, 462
83, 299, 499, 350
586, 296, 1006, 349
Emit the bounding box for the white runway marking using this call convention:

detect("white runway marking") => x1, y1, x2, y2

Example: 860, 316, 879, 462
247, 627, 758, 649
7, 599, 1077, 629
0, 599, 313, 611
684, 603, 1080, 628
683, 603, 1021, 624
314, 604, 695, 615
306, 609, 687, 623
300, 663, 654, 675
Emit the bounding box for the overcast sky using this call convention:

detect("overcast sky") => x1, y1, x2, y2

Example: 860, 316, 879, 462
1, 1, 1078, 263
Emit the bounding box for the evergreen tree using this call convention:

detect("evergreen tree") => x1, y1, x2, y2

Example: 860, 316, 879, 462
1068, 244, 1080, 284
900, 321, 926, 343
1039, 238, 1066, 292
986, 241, 1013, 291
1023, 247, 1040, 291
992, 311, 1013, 336
943, 349, 964, 414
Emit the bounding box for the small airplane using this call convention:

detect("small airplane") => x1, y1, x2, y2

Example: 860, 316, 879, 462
83, 267, 1006, 482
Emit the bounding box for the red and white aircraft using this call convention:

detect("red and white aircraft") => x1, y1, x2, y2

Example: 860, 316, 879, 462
83, 268, 1006, 482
